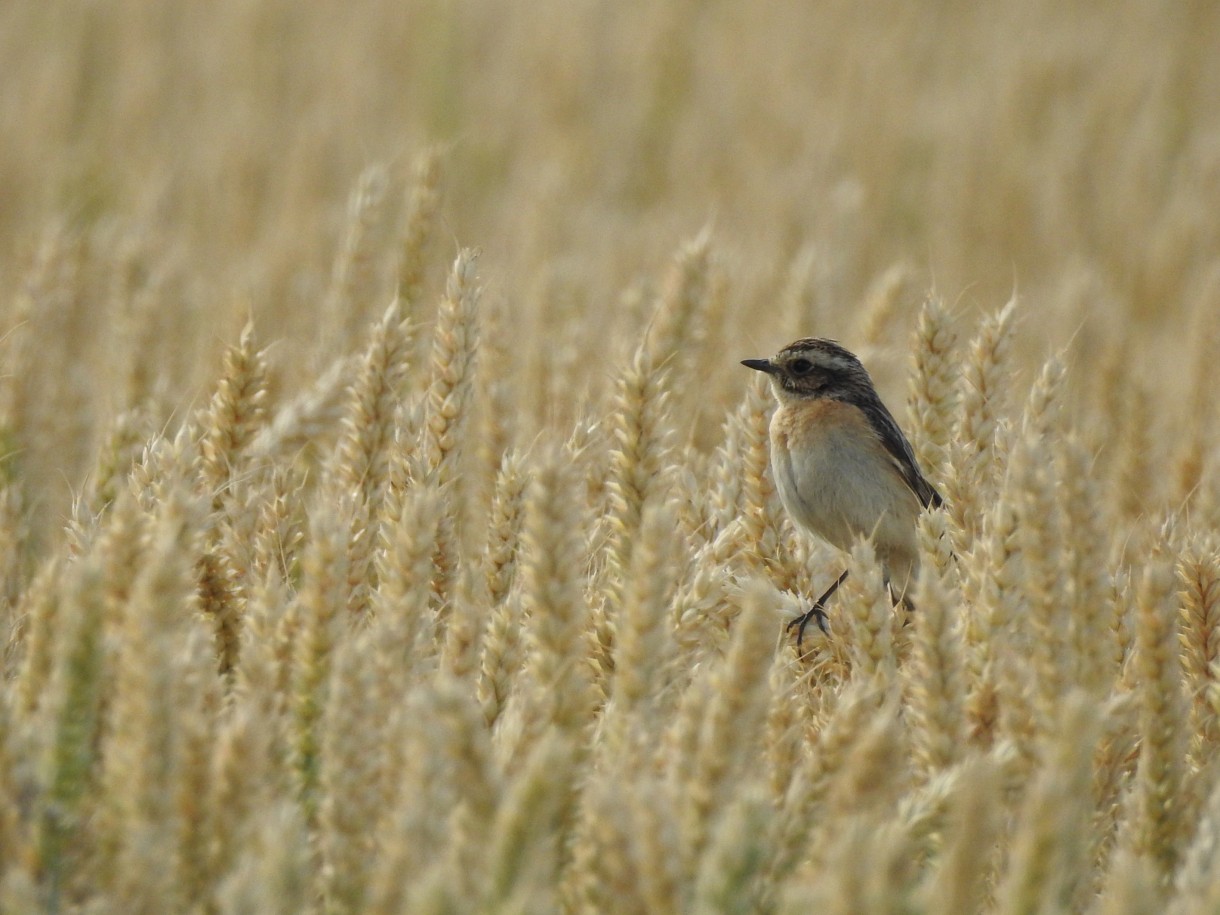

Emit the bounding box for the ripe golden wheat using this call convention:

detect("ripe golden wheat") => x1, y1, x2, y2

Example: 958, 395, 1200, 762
2, 3, 1220, 913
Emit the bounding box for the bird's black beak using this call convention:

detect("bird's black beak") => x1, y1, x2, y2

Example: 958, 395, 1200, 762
741, 358, 776, 374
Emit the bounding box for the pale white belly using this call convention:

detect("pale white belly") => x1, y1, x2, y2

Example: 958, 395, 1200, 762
770, 418, 918, 561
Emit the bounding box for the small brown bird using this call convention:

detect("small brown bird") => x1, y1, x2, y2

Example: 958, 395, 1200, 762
742, 338, 942, 644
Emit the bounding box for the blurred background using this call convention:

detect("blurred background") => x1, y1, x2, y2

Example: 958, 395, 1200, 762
1, 0, 1218, 532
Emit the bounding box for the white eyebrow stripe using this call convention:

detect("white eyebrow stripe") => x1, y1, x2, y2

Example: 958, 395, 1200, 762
779, 349, 858, 374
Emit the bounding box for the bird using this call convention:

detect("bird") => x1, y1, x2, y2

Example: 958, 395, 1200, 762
741, 338, 942, 647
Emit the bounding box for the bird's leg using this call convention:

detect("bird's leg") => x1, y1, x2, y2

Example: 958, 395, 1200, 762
786, 569, 850, 650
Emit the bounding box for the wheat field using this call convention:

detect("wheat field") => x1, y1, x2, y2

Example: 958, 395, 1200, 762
2, 1, 1220, 912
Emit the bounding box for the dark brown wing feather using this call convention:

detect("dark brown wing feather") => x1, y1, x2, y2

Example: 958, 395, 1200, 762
859, 397, 943, 509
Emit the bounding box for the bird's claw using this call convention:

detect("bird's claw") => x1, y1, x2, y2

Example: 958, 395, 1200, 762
786, 604, 829, 651
786, 569, 849, 653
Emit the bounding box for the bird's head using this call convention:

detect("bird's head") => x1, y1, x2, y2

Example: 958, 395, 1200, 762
741, 338, 872, 404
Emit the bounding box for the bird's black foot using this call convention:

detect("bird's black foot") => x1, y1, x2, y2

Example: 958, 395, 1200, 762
785, 603, 829, 649
786, 569, 849, 651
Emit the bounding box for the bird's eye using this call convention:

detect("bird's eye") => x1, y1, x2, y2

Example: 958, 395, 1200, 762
790, 358, 813, 375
